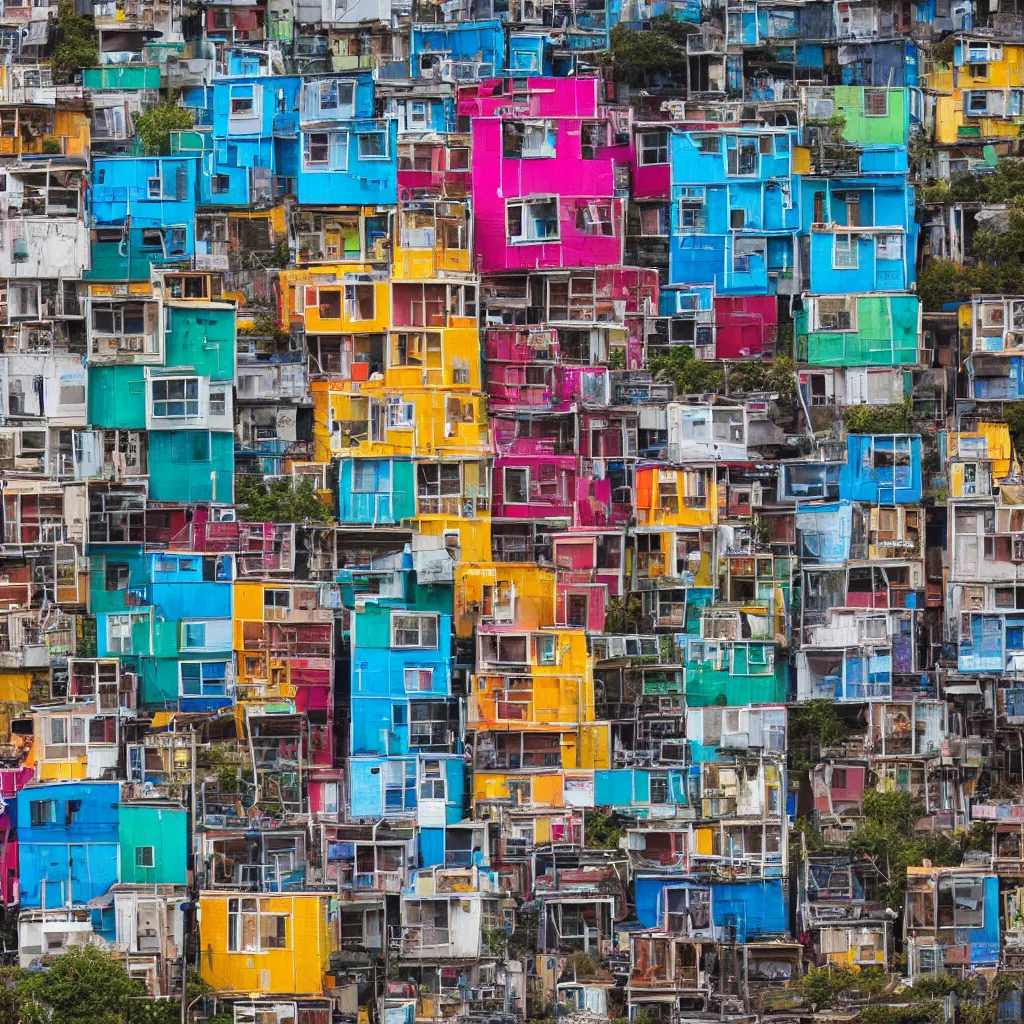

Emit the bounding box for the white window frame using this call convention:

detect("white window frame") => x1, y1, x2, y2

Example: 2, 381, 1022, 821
391, 612, 439, 649
357, 128, 390, 161
639, 130, 668, 166
152, 376, 201, 419
833, 233, 860, 270
506, 197, 560, 244
863, 89, 889, 117
179, 660, 229, 698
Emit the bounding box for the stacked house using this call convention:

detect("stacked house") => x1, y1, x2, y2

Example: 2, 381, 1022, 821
6, 0, 1024, 1022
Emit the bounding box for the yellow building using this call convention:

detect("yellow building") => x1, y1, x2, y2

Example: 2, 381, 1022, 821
197, 892, 332, 995
929, 36, 1024, 145
635, 466, 718, 528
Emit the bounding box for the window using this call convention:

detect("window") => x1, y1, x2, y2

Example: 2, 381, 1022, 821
105, 561, 129, 591
375, 398, 412, 431
147, 175, 162, 199
30, 800, 58, 825
966, 91, 990, 116
815, 296, 856, 331
264, 589, 291, 616
833, 233, 859, 269
639, 130, 668, 165
727, 137, 758, 175
308, 78, 355, 115
504, 467, 529, 503
503, 119, 557, 159
229, 85, 255, 116
392, 613, 439, 648
209, 390, 227, 417
108, 614, 141, 654
344, 284, 375, 321
135, 846, 155, 868
304, 131, 348, 171
863, 89, 888, 117
576, 201, 615, 236
152, 377, 200, 418
357, 130, 389, 160
228, 898, 288, 952
405, 668, 434, 692
180, 661, 228, 698
182, 622, 206, 648
640, 204, 669, 236
419, 758, 446, 799
679, 201, 704, 230
649, 774, 669, 804
212, 174, 230, 194
305, 132, 330, 166
417, 463, 462, 514
876, 233, 903, 260
581, 120, 606, 159
408, 101, 428, 128
535, 634, 556, 665
696, 135, 720, 155
411, 705, 450, 750
507, 198, 559, 244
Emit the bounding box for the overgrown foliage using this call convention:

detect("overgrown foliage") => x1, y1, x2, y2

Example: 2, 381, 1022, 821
603, 594, 652, 633
844, 399, 912, 434
49, 0, 99, 78
584, 808, 623, 849
1004, 403, 1024, 457
18, 947, 144, 1024
134, 98, 196, 156
789, 699, 848, 755
728, 356, 798, 395
848, 790, 962, 907
608, 16, 695, 84
917, 162, 1024, 308
235, 478, 335, 524
650, 347, 724, 394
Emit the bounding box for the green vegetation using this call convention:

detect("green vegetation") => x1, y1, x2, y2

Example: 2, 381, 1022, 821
49, 0, 98, 79
789, 699, 848, 755
844, 399, 912, 434
603, 594, 652, 633
134, 98, 196, 156
608, 16, 695, 84
848, 790, 962, 907
650, 346, 724, 394
235, 478, 335, 524
584, 808, 623, 849
11, 946, 215, 1024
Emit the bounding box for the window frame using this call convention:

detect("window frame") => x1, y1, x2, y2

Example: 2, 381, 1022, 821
391, 612, 440, 649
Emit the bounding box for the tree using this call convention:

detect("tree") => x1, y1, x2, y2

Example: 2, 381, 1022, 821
603, 595, 652, 634
844, 399, 912, 434
18, 946, 146, 1024
235, 478, 335, 525
49, 1, 99, 79
609, 16, 694, 85
134, 98, 196, 156
848, 790, 962, 907
584, 809, 623, 849
649, 347, 724, 395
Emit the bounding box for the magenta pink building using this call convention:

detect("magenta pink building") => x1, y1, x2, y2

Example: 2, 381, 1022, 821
462, 77, 628, 273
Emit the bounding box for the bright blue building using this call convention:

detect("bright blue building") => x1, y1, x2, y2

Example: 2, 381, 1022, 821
839, 434, 922, 504
18, 782, 121, 910
668, 127, 800, 294
89, 156, 201, 279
